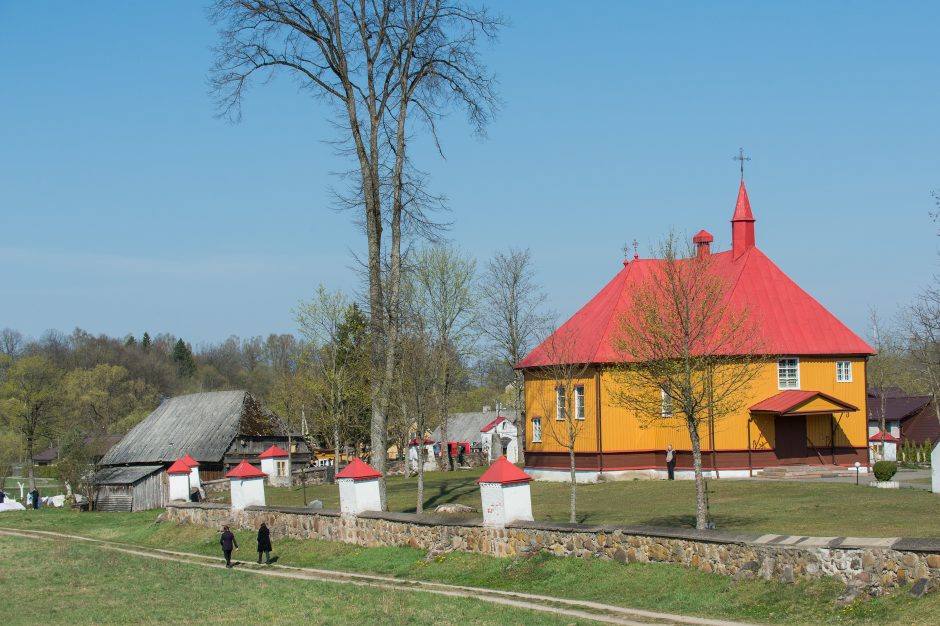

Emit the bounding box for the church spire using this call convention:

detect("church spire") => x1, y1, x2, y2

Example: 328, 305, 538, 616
731, 179, 755, 258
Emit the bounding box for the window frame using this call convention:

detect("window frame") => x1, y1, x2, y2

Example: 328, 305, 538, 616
555, 385, 566, 421
777, 358, 800, 390
574, 385, 585, 420
836, 360, 852, 383
275, 460, 287, 477
661, 384, 674, 417
531, 417, 542, 443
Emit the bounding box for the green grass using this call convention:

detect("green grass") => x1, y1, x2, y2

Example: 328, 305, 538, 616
216, 467, 940, 537
0, 533, 578, 625
2, 508, 940, 625
2, 476, 64, 498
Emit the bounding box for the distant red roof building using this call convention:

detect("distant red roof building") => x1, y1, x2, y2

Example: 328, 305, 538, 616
258, 445, 290, 459
480, 416, 509, 433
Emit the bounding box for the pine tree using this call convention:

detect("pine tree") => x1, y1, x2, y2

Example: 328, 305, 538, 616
124, 334, 137, 348
141, 332, 152, 352
172, 339, 196, 378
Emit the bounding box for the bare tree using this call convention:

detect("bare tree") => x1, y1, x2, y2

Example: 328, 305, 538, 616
905, 283, 940, 431
0, 329, 24, 359
479, 248, 547, 465
609, 233, 763, 530
532, 327, 591, 523
412, 244, 477, 470
869, 307, 901, 460
211, 0, 501, 506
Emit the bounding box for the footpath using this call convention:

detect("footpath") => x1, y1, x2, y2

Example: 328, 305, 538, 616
0, 526, 759, 626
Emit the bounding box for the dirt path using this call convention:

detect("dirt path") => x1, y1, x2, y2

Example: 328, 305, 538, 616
0, 527, 760, 626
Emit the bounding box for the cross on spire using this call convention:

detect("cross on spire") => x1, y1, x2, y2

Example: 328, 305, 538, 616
733, 147, 751, 180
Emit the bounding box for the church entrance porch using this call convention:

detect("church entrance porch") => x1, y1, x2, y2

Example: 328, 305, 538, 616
774, 416, 808, 464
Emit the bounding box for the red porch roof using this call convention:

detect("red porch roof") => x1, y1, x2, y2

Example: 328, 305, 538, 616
749, 390, 858, 415
869, 431, 899, 443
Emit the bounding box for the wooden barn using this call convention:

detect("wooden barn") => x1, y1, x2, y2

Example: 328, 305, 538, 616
96, 390, 310, 510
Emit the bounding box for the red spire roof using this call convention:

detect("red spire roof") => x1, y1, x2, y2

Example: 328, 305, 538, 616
225, 460, 266, 479
180, 453, 200, 467
335, 458, 382, 480
258, 445, 290, 459
732, 180, 754, 222
480, 416, 509, 433
477, 456, 533, 485
166, 459, 192, 475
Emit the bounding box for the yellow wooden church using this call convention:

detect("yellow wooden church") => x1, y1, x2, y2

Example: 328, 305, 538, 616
518, 181, 875, 481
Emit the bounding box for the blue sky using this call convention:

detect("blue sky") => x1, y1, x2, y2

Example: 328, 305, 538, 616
1, 2, 937, 346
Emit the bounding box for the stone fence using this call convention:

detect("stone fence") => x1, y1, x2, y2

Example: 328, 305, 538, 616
162, 502, 940, 596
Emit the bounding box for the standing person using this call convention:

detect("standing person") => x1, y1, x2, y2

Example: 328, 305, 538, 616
665, 444, 676, 480
256, 522, 272, 565
220, 525, 238, 568
30, 488, 40, 509
0, 488, 6, 503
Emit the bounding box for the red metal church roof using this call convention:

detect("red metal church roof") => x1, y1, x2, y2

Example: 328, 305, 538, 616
518, 183, 874, 368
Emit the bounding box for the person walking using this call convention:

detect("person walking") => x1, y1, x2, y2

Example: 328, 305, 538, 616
220, 525, 238, 568
665, 444, 676, 480
256, 522, 272, 565
29, 489, 40, 509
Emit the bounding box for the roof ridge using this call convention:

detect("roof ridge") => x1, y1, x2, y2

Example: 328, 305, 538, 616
592, 262, 636, 363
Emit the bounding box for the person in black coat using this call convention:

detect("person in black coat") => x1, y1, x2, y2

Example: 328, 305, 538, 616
220, 525, 238, 568
257, 522, 273, 565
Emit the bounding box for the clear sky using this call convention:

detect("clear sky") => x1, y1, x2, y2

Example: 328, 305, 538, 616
1, 2, 937, 346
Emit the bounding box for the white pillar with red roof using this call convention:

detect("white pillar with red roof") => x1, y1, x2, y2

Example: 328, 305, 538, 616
181, 453, 201, 489
226, 460, 267, 511
336, 459, 382, 515
259, 445, 291, 487
478, 456, 533, 527
166, 459, 192, 501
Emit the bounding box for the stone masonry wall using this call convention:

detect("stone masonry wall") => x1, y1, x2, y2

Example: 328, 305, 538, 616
162, 503, 940, 595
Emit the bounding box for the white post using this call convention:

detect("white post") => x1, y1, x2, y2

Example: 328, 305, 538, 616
477, 456, 533, 527
167, 459, 192, 501
226, 460, 267, 511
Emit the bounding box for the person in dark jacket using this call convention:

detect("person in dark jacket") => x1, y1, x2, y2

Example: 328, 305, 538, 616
220, 525, 238, 568
0, 489, 6, 503
30, 489, 40, 509
256, 522, 273, 564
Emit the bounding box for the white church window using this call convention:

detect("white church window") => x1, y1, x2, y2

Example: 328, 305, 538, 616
836, 361, 852, 383
575, 386, 585, 420
661, 385, 673, 417
532, 417, 542, 443
556, 386, 566, 420
778, 358, 800, 390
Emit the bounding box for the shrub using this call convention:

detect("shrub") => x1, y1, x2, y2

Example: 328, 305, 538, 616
873, 460, 897, 482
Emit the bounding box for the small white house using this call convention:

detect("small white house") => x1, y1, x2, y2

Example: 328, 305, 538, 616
225, 460, 267, 511
480, 417, 519, 464
336, 458, 382, 515
869, 431, 899, 463
180, 453, 201, 489
407, 438, 437, 473
478, 455, 533, 527
258, 445, 291, 487
166, 459, 192, 501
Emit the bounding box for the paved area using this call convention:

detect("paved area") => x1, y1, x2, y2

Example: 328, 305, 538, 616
0, 526, 760, 626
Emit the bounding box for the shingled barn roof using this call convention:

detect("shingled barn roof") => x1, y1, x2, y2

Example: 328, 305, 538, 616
100, 391, 282, 466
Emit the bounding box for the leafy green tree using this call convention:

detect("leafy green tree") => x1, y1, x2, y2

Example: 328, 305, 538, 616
56, 428, 97, 508
0, 356, 63, 491
63, 364, 159, 434
0, 430, 21, 494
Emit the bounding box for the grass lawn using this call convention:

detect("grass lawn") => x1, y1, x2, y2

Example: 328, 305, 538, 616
2, 509, 940, 625
0, 532, 579, 626
217, 467, 940, 538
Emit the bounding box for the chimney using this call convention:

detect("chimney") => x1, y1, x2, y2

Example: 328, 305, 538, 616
731, 180, 755, 258
692, 230, 713, 258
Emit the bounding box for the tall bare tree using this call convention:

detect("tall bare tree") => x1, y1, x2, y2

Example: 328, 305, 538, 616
412, 244, 477, 470
479, 248, 547, 465
609, 233, 763, 530
905, 283, 940, 430
211, 1, 500, 506
533, 327, 591, 523
868, 307, 901, 460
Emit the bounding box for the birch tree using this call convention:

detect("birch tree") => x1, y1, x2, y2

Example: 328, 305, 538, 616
412, 244, 477, 470
609, 233, 763, 530
211, 0, 500, 505
479, 248, 547, 465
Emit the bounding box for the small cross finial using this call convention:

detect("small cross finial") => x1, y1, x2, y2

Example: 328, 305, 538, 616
733, 147, 751, 180
632, 239, 639, 260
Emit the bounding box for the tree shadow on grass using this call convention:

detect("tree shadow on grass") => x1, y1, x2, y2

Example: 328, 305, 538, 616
634, 514, 768, 531
402, 479, 478, 513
